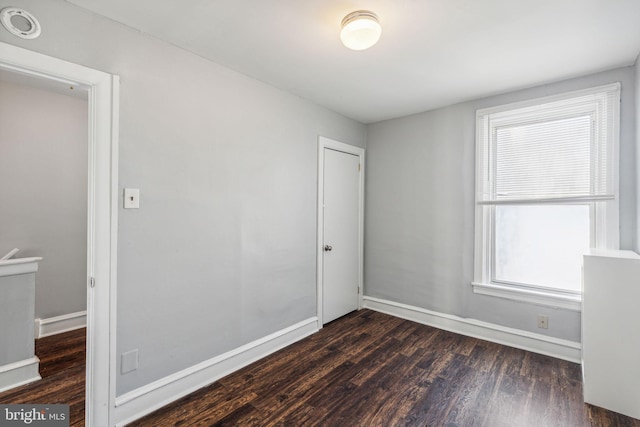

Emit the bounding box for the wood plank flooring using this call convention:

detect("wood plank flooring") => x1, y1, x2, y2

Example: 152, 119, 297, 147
130, 310, 640, 426
1, 312, 638, 426
0, 328, 86, 426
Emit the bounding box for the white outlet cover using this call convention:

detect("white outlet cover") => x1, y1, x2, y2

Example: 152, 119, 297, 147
537, 315, 549, 329
121, 349, 138, 374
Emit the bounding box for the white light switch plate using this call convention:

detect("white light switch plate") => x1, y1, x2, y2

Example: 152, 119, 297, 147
124, 188, 140, 209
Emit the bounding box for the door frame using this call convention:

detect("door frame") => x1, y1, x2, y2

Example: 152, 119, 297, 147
316, 136, 365, 328
0, 42, 119, 426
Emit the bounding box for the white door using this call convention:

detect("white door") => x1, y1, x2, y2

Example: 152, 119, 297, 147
322, 147, 360, 323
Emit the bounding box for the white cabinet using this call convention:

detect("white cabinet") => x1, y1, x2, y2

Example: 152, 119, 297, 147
582, 249, 640, 420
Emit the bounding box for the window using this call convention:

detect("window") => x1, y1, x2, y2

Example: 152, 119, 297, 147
473, 84, 620, 310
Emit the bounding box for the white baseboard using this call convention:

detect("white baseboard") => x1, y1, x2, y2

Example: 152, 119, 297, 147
35, 311, 87, 339
0, 356, 41, 393
363, 296, 581, 363
113, 317, 319, 426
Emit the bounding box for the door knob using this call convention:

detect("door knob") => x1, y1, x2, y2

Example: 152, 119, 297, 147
324, 245, 333, 252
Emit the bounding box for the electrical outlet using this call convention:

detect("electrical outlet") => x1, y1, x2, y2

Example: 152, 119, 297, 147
537, 315, 549, 329
121, 349, 139, 374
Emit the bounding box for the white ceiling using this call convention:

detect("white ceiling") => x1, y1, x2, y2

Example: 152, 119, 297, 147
66, 0, 640, 123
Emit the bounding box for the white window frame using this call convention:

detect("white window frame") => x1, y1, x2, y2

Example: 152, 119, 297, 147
473, 84, 620, 311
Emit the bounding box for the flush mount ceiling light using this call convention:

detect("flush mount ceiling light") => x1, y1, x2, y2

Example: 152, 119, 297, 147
340, 10, 381, 51
1, 7, 41, 40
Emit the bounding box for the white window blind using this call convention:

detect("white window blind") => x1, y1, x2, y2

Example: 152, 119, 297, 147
477, 84, 620, 204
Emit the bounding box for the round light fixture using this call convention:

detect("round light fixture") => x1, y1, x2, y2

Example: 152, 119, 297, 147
0, 7, 41, 40
340, 10, 381, 51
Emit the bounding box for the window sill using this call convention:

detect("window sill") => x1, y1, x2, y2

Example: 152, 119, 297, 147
472, 282, 581, 311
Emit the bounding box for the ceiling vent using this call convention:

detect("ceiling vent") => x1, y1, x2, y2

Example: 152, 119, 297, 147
1, 7, 41, 40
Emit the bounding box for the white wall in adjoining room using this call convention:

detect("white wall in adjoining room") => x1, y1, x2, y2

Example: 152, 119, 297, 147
0, 79, 88, 320
364, 66, 636, 344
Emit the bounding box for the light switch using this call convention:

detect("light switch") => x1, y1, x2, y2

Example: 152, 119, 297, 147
124, 188, 140, 209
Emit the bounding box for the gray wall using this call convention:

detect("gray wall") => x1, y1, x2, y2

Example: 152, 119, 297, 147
0, 80, 88, 319
365, 66, 636, 343
636, 56, 640, 253
0, 0, 365, 395
0, 272, 36, 365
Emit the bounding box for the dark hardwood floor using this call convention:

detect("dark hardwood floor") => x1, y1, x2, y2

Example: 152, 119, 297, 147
0, 328, 86, 426
1, 312, 638, 426
130, 310, 640, 426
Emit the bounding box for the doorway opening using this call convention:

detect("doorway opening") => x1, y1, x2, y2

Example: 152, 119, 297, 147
0, 67, 88, 421
0, 41, 118, 426
0, 68, 89, 337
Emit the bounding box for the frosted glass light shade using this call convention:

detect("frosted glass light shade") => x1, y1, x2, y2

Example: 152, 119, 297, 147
340, 11, 381, 51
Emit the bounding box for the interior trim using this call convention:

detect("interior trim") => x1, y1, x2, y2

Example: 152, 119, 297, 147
113, 317, 318, 426
362, 296, 581, 363
35, 310, 87, 339
0, 356, 41, 393
472, 281, 582, 311
0, 41, 119, 426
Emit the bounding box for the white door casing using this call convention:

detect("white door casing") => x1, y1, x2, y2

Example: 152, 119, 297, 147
317, 137, 364, 326
0, 42, 119, 426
